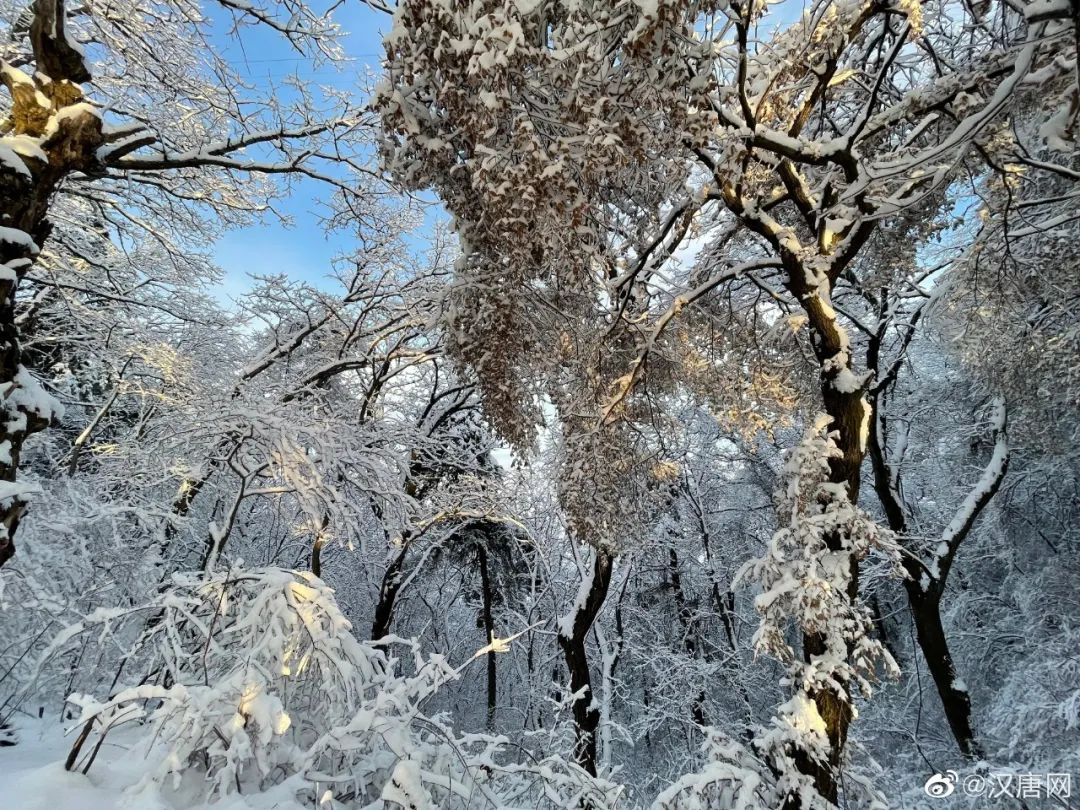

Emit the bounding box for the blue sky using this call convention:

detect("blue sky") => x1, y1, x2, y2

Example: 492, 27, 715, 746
210, 5, 392, 302
207, 2, 812, 304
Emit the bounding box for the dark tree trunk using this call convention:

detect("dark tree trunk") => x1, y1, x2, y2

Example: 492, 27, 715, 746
477, 544, 497, 728
372, 540, 410, 641
869, 593, 897, 662
310, 510, 333, 580
557, 547, 614, 777
867, 395, 986, 760
311, 536, 325, 580
791, 633, 855, 807
905, 579, 983, 758
668, 547, 708, 728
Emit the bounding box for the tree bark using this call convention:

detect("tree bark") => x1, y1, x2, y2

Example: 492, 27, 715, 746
477, 543, 497, 729
311, 535, 326, 579
905, 580, 982, 758
668, 547, 708, 728
798, 311, 869, 805
310, 509, 333, 580
0, 0, 101, 567
557, 547, 613, 777
372, 539, 410, 641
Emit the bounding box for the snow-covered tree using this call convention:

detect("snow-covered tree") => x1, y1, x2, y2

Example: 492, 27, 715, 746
377, 0, 1077, 798
0, 0, 367, 566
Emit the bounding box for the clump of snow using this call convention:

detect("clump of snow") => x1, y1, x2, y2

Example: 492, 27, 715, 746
0, 142, 32, 178
0, 480, 41, 506
0, 366, 64, 436
0, 227, 39, 255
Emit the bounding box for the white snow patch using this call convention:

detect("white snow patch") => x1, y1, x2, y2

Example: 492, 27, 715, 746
0, 227, 39, 254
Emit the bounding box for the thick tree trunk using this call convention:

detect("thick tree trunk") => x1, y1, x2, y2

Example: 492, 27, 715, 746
792, 636, 854, 806
798, 322, 869, 805
557, 547, 614, 777
0, 0, 101, 567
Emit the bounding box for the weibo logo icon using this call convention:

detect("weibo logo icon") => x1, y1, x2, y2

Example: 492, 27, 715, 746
924, 770, 959, 798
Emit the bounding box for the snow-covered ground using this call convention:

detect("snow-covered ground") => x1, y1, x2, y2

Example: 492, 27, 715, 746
2, 717, 155, 810
0, 717, 306, 810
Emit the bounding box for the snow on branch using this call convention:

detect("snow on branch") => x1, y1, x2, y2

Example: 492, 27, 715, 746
925, 396, 1010, 589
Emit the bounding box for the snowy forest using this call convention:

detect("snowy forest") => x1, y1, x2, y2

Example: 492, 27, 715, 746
0, 0, 1077, 807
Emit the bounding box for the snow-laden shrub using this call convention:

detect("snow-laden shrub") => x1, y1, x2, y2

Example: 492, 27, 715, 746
652, 730, 770, 810
58, 566, 622, 808
63, 568, 378, 795
0, 475, 160, 736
